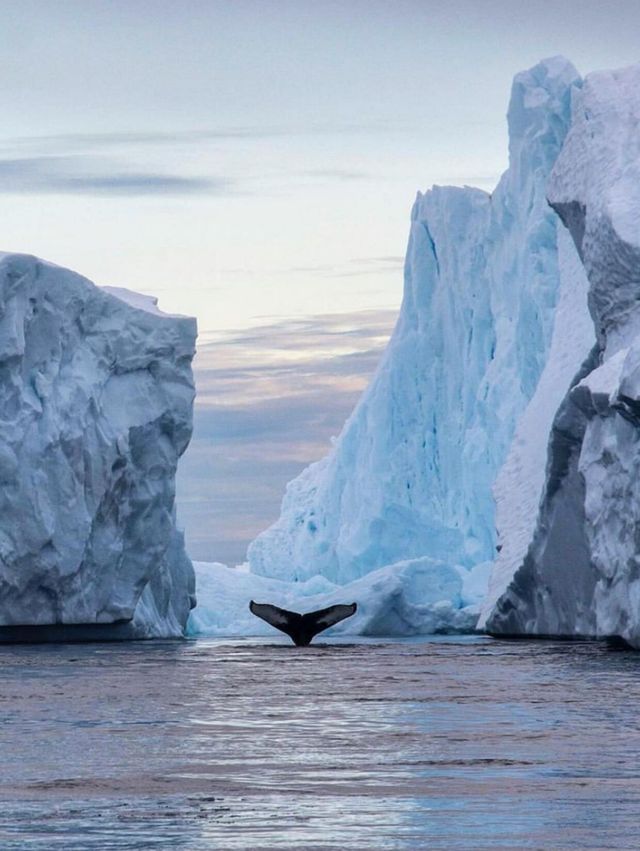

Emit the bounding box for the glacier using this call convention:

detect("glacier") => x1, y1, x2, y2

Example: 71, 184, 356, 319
189, 57, 593, 638
484, 63, 640, 647
0, 253, 196, 640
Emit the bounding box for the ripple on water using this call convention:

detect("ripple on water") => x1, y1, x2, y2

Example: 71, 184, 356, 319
1, 636, 640, 849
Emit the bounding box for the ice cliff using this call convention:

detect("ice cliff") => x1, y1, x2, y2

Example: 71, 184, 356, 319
244, 59, 582, 593
484, 63, 640, 647
479, 226, 594, 623
0, 254, 196, 640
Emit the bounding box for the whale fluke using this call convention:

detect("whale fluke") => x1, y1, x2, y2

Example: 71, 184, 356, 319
249, 600, 357, 646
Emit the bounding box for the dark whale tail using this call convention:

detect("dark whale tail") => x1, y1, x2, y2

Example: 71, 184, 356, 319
249, 600, 357, 646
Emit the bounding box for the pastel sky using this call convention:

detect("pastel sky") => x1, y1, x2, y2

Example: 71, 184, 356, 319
1, 1, 639, 563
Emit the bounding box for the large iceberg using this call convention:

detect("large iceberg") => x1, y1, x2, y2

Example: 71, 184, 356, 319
245, 58, 582, 599
484, 63, 640, 647
189, 58, 592, 638
0, 253, 196, 640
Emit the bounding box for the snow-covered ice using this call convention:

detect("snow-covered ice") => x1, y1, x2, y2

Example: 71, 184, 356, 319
0, 253, 196, 639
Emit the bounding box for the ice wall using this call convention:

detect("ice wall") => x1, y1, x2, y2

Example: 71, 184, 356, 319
0, 253, 196, 640
484, 63, 640, 646
248, 57, 582, 590
478, 226, 594, 625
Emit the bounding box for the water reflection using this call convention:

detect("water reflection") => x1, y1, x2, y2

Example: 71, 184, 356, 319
1, 637, 640, 848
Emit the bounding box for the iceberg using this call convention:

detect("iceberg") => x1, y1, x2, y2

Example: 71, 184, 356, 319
0, 253, 196, 640
244, 58, 582, 618
484, 63, 640, 646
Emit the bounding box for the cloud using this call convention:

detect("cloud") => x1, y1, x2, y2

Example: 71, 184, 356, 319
193, 308, 396, 403
0, 124, 418, 198
331, 256, 406, 278
219, 257, 405, 284
0, 155, 230, 196
176, 308, 397, 563
5, 121, 404, 153
299, 168, 372, 182
192, 390, 358, 443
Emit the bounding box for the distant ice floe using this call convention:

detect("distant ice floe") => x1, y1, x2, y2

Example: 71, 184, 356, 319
188, 558, 491, 638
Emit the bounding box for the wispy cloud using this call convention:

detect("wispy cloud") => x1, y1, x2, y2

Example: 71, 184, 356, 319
219, 256, 405, 285
331, 256, 406, 278
0, 155, 230, 196
299, 168, 372, 182
4, 120, 407, 154
176, 308, 397, 564
194, 308, 396, 403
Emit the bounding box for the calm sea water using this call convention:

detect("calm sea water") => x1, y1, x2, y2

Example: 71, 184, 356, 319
1, 635, 640, 850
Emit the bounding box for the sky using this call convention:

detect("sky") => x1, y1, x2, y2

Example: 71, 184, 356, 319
0, 1, 639, 563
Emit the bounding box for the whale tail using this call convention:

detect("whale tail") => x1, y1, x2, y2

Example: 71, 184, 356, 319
249, 600, 357, 646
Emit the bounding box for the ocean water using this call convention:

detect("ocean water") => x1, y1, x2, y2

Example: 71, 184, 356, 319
1, 636, 639, 850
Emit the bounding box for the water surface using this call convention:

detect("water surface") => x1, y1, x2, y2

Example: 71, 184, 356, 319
1, 635, 639, 849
